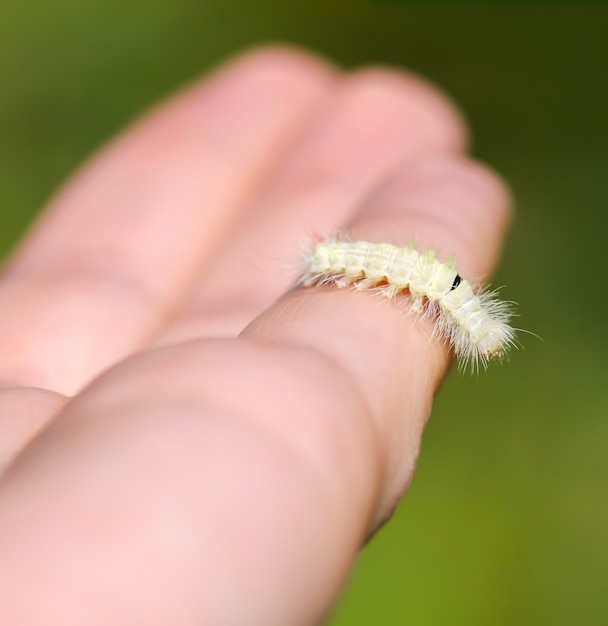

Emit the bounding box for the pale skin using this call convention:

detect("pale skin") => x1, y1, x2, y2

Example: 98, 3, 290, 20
0, 47, 511, 624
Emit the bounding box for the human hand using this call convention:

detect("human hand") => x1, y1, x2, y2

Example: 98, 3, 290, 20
0, 47, 511, 624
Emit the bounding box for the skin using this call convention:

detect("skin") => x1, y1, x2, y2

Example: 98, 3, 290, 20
0, 47, 511, 625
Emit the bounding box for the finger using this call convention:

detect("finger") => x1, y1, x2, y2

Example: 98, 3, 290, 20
154, 68, 467, 344
0, 155, 510, 624
346, 153, 512, 279
0, 47, 335, 395
243, 153, 513, 524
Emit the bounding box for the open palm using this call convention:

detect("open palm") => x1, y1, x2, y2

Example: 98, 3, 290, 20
0, 47, 510, 624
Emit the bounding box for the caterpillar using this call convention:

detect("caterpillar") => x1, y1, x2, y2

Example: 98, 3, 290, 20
300, 238, 516, 369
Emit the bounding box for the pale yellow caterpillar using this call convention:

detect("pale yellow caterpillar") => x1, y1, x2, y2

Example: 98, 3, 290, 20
300, 238, 516, 369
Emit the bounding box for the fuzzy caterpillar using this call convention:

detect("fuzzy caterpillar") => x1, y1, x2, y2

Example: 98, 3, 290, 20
300, 239, 516, 368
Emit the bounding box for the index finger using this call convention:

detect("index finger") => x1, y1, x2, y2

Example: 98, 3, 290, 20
0, 47, 335, 395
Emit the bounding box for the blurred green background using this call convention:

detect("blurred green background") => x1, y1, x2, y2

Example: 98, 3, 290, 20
1, 1, 607, 624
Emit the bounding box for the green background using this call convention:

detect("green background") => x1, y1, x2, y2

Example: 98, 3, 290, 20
1, 2, 607, 624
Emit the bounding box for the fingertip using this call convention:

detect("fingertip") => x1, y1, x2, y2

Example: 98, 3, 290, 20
343, 66, 470, 153
208, 44, 339, 95
352, 153, 513, 278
